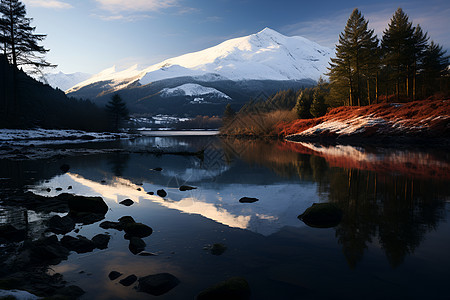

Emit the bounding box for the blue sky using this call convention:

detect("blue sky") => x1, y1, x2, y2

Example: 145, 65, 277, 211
22, 0, 450, 74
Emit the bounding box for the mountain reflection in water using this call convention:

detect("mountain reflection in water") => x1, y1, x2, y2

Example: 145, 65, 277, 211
1, 134, 449, 299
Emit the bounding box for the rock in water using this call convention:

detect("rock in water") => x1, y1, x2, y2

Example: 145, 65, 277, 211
138, 273, 180, 296
68, 195, 108, 224
179, 185, 197, 191
239, 197, 259, 203
119, 199, 134, 206
210, 243, 227, 255
119, 275, 137, 286
108, 271, 122, 280
92, 234, 110, 249
47, 215, 75, 234
152, 167, 163, 171
129, 237, 146, 255
197, 277, 251, 300
157, 189, 167, 197
123, 222, 153, 238
298, 203, 343, 228
60, 235, 96, 253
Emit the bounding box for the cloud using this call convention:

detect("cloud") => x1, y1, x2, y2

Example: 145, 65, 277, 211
25, 0, 73, 9
94, 0, 177, 13
91, 13, 152, 22
282, 4, 450, 52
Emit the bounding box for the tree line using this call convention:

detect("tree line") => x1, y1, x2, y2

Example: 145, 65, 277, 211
0, 0, 128, 130
328, 8, 449, 106
226, 7, 449, 125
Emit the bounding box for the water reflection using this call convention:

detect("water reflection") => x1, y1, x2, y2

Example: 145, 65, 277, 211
221, 138, 449, 268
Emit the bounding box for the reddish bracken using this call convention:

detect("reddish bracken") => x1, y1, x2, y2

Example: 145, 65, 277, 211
278, 99, 450, 137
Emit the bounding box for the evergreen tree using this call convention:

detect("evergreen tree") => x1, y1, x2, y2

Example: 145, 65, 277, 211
310, 88, 327, 118
328, 8, 379, 106
223, 103, 236, 124
295, 91, 311, 119
0, 0, 53, 73
421, 41, 449, 97
106, 94, 128, 132
381, 8, 415, 101
411, 25, 428, 100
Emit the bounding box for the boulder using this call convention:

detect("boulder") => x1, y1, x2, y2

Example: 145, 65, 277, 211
60, 235, 95, 254
179, 185, 197, 191
67, 195, 108, 225
138, 273, 180, 296
24, 235, 70, 265
119, 199, 134, 206
298, 203, 343, 228
47, 215, 75, 234
108, 271, 122, 281
123, 223, 153, 238
119, 274, 137, 287
68, 195, 108, 215
129, 237, 146, 255
91, 234, 110, 250
99, 221, 122, 230
197, 277, 251, 300
157, 189, 167, 197
210, 243, 227, 256
239, 197, 259, 203
118, 216, 135, 225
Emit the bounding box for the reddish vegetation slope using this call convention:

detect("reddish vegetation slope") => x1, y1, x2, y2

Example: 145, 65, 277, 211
278, 141, 450, 180
279, 99, 450, 141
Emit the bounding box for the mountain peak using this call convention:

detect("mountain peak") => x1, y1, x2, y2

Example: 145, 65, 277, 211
257, 27, 282, 36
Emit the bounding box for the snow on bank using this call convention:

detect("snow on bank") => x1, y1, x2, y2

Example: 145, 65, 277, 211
0, 129, 135, 145
283, 100, 450, 141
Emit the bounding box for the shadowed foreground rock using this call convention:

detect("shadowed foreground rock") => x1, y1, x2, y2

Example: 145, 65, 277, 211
47, 215, 75, 234
138, 273, 180, 296
239, 197, 259, 203
179, 185, 197, 191
157, 189, 167, 197
197, 277, 251, 300
119, 199, 134, 206
67, 195, 109, 224
298, 203, 343, 228
108, 271, 122, 281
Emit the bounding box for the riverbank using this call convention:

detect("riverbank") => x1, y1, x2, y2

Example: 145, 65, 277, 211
281, 99, 449, 146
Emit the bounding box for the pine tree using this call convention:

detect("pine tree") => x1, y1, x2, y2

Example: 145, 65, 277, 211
310, 88, 327, 118
223, 103, 236, 124
106, 94, 129, 132
295, 91, 311, 119
328, 9, 379, 106
421, 41, 449, 97
381, 8, 415, 101
0, 0, 53, 73
411, 25, 428, 100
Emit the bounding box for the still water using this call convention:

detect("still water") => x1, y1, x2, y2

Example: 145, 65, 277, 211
1, 133, 449, 299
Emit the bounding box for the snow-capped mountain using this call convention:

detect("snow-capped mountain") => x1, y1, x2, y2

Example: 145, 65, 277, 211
66, 28, 332, 115
67, 28, 332, 94
41, 71, 92, 91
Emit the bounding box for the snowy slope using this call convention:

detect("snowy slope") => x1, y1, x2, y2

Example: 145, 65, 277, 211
141, 27, 332, 84
160, 83, 231, 99
67, 28, 332, 94
41, 71, 92, 91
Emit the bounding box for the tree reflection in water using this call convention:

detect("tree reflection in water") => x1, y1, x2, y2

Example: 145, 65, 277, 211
222, 138, 449, 268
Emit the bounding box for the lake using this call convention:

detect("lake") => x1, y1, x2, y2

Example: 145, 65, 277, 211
1, 132, 449, 299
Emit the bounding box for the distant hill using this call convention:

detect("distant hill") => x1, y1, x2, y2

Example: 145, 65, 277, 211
40, 71, 92, 91
0, 55, 107, 130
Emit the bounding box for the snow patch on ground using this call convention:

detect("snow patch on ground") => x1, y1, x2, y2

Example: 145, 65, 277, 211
0, 129, 134, 145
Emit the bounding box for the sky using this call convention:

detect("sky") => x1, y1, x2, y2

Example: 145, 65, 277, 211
21, 0, 450, 75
